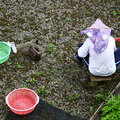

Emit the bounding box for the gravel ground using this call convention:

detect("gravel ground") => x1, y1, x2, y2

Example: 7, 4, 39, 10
0, 0, 120, 120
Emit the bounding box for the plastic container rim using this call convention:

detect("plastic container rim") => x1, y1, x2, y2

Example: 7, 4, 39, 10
0, 42, 11, 60
5, 88, 39, 112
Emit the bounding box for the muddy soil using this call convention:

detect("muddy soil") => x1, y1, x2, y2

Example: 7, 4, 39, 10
0, 0, 120, 120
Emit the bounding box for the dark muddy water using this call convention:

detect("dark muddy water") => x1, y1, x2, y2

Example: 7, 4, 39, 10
0, 0, 120, 120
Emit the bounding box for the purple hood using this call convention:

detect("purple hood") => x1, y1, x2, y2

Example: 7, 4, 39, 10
80, 19, 112, 53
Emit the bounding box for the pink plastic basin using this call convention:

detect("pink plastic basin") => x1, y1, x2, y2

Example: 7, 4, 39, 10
6, 88, 39, 115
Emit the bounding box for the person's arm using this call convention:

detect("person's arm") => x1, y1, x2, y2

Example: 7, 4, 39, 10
78, 39, 89, 58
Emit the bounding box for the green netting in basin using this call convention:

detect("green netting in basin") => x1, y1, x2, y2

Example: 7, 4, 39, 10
0, 42, 11, 64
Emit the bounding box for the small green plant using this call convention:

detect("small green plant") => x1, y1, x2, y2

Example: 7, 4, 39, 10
74, 93, 81, 99
36, 72, 40, 77
10, 77, 14, 81
66, 69, 70, 72
83, 10, 89, 15
16, 23, 19, 26
74, 32, 82, 37
25, 78, 37, 84
73, 87, 78, 91
7, 62, 12, 65
20, 15, 25, 19
68, 96, 73, 101
110, 5, 113, 8
59, 33, 63, 38
65, 17, 71, 22
40, 71, 46, 76
88, 82, 94, 87
50, 75, 54, 79
48, 43, 55, 53
32, 78, 37, 83
95, 89, 109, 101
47, 100, 54, 106
37, 86, 50, 95
67, 93, 80, 101
25, 74, 29, 78
16, 62, 23, 69
23, 84, 28, 88
56, 80, 61, 84
96, 93, 105, 101
52, 69, 57, 74
67, 110, 72, 113
58, 52, 63, 60
89, 106, 93, 113
72, 66, 77, 72
66, 57, 70, 61
5, 26, 8, 30
25, 79, 30, 83
111, 11, 117, 16
101, 95, 120, 120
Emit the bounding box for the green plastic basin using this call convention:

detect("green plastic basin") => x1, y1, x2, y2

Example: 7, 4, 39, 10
0, 42, 11, 64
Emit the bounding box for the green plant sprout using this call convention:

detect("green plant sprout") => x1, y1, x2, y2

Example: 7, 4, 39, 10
67, 110, 72, 113
65, 17, 71, 22
95, 89, 109, 101
74, 32, 82, 37
59, 33, 63, 38
56, 81, 61, 84
25, 78, 37, 84
40, 71, 46, 76
23, 84, 28, 88
7, 62, 12, 65
66, 69, 70, 72
66, 57, 70, 61
25, 74, 29, 78
74, 93, 81, 99
5, 26, 8, 30
35, 71, 46, 77
72, 66, 77, 72
58, 52, 63, 60
88, 82, 94, 87
10, 77, 14, 81
50, 75, 54, 79
16, 23, 19, 26
16, 62, 23, 69
25, 79, 30, 83
36, 72, 41, 77
68, 93, 81, 101
83, 10, 89, 15
95, 93, 105, 101
111, 11, 117, 16
73, 87, 78, 91
20, 15, 25, 19
37, 86, 50, 95
52, 69, 57, 74
46, 100, 54, 106
48, 43, 55, 53
68, 96, 73, 101
32, 78, 37, 83
89, 106, 93, 113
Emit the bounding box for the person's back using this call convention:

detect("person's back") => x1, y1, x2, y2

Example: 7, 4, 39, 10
74, 19, 120, 77
78, 36, 116, 76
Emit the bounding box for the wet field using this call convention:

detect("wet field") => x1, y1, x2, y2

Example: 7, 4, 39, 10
0, 0, 120, 120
